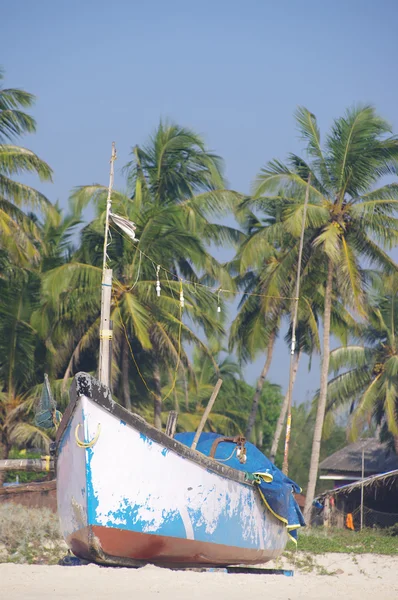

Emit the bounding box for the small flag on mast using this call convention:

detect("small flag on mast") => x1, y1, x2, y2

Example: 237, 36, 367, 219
110, 212, 139, 241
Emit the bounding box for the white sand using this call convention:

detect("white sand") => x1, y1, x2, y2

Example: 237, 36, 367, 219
1, 553, 397, 600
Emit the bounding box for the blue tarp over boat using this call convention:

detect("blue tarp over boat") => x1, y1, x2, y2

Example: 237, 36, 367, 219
175, 432, 305, 540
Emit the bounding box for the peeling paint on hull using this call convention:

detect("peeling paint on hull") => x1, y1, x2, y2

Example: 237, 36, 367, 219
56, 374, 288, 567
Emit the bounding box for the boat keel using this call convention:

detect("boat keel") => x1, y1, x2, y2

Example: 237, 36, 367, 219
68, 525, 281, 568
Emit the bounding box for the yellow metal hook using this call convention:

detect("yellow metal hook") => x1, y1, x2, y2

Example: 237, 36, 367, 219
74, 423, 101, 448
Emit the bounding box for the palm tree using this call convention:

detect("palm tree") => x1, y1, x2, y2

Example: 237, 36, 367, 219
0, 69, 52, 263
0, 267, 50, 480
0, 204, 80, 479
253, 106, 398, 520
229, 202, 293, 440
230, 291, 280, 441
45, 123, 241, 427
30, 204, 82, 380
158, 343, 283, 445
42, 212, 226, 427
230, 198, 324, 442
269, 277, 356, 462
326, 275, 398, 449
160, 343, 242, 433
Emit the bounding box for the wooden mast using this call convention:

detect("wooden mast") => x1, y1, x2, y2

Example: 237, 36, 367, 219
98, 142, 117, 387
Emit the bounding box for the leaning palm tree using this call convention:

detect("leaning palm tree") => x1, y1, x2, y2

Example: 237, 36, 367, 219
253, 105, 398, 520
269, 274, 356, 462
230, 198, 324, 442
326, 275, 398, 449
0, 69, 52, 263
229, 202, 293, 440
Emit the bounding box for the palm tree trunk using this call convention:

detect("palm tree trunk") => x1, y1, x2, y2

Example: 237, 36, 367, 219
257, 428, 264, 448
304, 260, 334, 523
270, 351, 301, 463
0, 436, 10, 486
121, 335, 132, 411
171, 366, 180, 412
245, 331, 276, 440
153, 363, 162, 430
183, 369, 189, 411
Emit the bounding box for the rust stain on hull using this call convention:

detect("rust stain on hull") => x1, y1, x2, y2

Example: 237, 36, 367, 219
68, 525, 281, 568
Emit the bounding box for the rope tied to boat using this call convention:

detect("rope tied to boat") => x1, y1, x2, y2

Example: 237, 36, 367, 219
209, 436, 248, 464
75, 423, 101, 448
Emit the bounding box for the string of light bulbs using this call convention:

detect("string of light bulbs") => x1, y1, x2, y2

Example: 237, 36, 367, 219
109, 223, 299, 307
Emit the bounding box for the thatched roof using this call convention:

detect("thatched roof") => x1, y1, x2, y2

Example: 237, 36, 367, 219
316, 469, 398, 499
319, 438, 398, 475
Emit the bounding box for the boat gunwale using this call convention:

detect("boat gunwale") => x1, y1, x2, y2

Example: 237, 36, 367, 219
55, 372, 253, 487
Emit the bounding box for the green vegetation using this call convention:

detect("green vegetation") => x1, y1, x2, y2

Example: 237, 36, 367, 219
286, 527, 398, 555
1, 68, 398, 506
4, 448, 47, 484
274, 403, 347, 492
1, 503, 397, 565
327, 275, 398, 452
1, 504, 396, 566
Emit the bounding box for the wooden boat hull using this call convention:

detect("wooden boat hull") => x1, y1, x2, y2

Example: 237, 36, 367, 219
56, 374, 288, 567
67, 525, 280, 567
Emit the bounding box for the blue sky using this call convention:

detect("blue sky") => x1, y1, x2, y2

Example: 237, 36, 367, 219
3, 0, 398, 402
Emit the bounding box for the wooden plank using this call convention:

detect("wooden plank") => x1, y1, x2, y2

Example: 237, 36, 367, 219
165, 411, 178, 438
191, 379, 223, 450
0, 458, 54, 472
0, 480, 56, 496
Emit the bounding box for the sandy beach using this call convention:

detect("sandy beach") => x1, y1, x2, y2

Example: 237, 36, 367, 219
1, 553, 397, 600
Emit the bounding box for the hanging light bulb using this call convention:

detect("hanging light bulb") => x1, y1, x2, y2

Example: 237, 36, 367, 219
217, 289, 222, 313
156, 265, 161, 297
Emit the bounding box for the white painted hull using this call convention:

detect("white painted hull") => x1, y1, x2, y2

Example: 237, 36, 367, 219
56, 375, 288, 567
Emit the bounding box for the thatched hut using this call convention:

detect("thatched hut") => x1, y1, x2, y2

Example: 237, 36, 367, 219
319, 438, 398, 487
315, 469, 398, 529
315, 439, 398, 529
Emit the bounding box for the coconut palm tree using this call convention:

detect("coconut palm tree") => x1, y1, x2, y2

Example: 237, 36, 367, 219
0, 268, 49, 480
0, 205, 81, 478
269, 276, 356, 463
326, 275, 398, 449
0, 69, 52, 263
159, 343, 242, 433
158, 343, 282, 445
123, 121, 241, 242
253, 105, 398, 520
47, 123, 242, 428
29, 204, 82, 380
229, 201, 294, 440
42, 209, 226, 427
230, 198, 324, 442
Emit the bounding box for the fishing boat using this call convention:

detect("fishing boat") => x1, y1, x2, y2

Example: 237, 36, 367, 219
53, 144, 304, 567
55, 372, 303, 567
